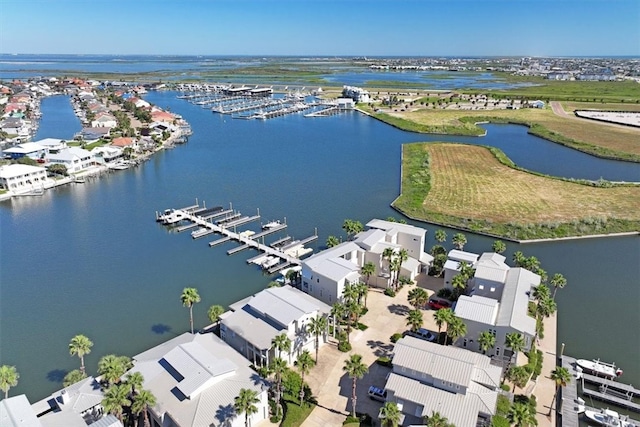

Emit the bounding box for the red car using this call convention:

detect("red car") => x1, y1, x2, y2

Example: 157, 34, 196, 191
428, 298, 451, 310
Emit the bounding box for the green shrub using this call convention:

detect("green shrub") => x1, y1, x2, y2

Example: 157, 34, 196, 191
384, 288, 396, 297
496, 394, 511, 417
390, 333, 403, 343
491, 415, 510, 427
500, 383, 511, 392
338, 340, 352, 352
376, 356, 392, 367
282, 368, 303, 398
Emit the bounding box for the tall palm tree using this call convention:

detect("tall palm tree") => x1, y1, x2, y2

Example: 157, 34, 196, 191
550, 273, 567, 300
407, 287, 428, 309
207, 304, 225, 327
380, 402, 401, 427
478, 331, 496, 355
271, 333, 292, 362
234, 388, 260, 427
180, 287, 201, 334
331, 302, 346, 338
98, 355, 131, 386
394, 249, 409, 288
342, 282, 359, 304
307, 315, 328, 362
360, 262, 375, 287
270, 357, 287, 410
406, 310, 424, 333
433, 308, 453, 343
549, 366, 572, 415
434, 229, 447, 244
507, 365, 530, 389
382, 247, 395, 274
512, 251, 526, 267
0, 365, 19, 399
69, 334, 93, 375
508, 401, 536, 426
126, 371, 145, 396
452, 232, 467, 250
536, 295, 557, 320
424, 411, 450, 427
343, 354, 369, 418
458, 261, 475, 280
505, 332, 526, 355
356, 281, 369, 308
492, 240, 507, 254
446, 316, 466, 346
326, 235, 340, 248
132, 389, 156, 427
102, 383, 131, 423
451, 274, 468, 297
295, 350, 315, 406
63, 369, 87, 387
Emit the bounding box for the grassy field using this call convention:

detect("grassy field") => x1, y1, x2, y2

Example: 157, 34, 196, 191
359, 104, 640, 162
392, 143, 640, 240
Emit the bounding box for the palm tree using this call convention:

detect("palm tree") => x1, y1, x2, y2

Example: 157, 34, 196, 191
505, 332, 526, 366
343, 282, 359, 304
343, 354, 369, 418
63, 369, 87, 387
356, 281, 369, 307
394, 249, 408, 288
478, 331, 496, 355
434, 229, 447, 244
272, 333, 292, 362
69, 334, 93, 375
382, 247, 395, 274
181, 287, 201, 334
424, 411, 450, 427
126, 371, 145, 396
492, 240, 507, 254
458, 261, 475, 280
98, 355, 132, 386
451, 273, 467, 297
0, 365, 19, 399
407, 287, 429, 309
406, 310, 424, 333
380, 402, 402, 427
433, 308, 452, 340
132, 389, 156, 427
512, 251, 526, 267
508, 401, 536, 426
270, 357, 287, 409
446, 316, 466, 346
549, 366, 572, 415
331, 302, 346, 338
307, 315, 328, 362
326, 235, 340, 248
389, 257, 402, 289
234, 388, 260, 427
550, 273, 567, 300
537, 295, 557, 320
102, 383, 131, 423
506, 365, 530, 389
452, 232, 467, 250
207, 304, 225, 327
295, 350, 315, 406
360, 262, 375, 287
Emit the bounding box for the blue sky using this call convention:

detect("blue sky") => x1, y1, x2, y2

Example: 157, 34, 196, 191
1, 0, 638, 56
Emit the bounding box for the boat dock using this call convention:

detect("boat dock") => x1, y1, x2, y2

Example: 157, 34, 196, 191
560, 355, 582, 427
582, 373, 640, 400
156, 202, 316, 273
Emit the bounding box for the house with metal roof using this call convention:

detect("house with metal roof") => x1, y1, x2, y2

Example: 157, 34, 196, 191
220, 286, 331, 367
3, 142, 47, 160
301, 219, 433, 304
383, 336, 500, 427
46, 147, 95, 174
454, 267, 539, 358
469, 252, 510, 300
443, 249, 479, 288
1, 395, 45, 427
128, 332, 268, 427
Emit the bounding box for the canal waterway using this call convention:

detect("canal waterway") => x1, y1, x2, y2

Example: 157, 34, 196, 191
0, 91, 638, 404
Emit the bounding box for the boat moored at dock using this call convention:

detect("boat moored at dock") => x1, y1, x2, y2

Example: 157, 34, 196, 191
577, 359, 623, 379
584, 408, 638, 427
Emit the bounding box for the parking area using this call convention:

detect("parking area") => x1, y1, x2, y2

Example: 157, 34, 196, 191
302, 278, 445, 426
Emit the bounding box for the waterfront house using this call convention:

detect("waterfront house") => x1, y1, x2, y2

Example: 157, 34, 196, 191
127, 332, 268, 427
220, 286, 331, 367
111, 137, 138, 151
92, 146, 124, 164
77, 127, 111, 141
33, 138, 68, 153
454, 267, 539, 357
3, 142, 47, 160
382, 336, 500, 427
443, 249, 480, 288
1, 394, 45, 427
91, 113, 117, 129
0, 164, 48, 193
46, 147, 94, 174
469, 252, 510, 300
0, 117, 29, 138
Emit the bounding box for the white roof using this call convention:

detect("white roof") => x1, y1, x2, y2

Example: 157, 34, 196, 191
353, 228, 387, 251
474, 253, 509, 283
33, 138, 64, 147
249, 286, 331, 327
3, 142, 45, 154
1, 395, 44, 427
366, 218, 426, 238
0, 164, 46, 178
447, 250, 479, 263
303, 241, 361, 282
496, 268, 538, 335
455, 295, 500, 324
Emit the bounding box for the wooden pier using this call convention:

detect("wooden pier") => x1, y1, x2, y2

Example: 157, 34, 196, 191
560, 355, 582, 427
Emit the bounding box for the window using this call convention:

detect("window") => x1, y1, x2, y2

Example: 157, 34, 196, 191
463, 338, 467, 347
496, 347, 501, 356
479, 285, 484, 290
490, 287, 496, 292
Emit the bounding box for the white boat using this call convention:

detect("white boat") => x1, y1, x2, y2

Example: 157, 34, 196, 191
262, 220, 281, 230
576, 359, 623, 379
584, 408, 638, 427
160, 209, 187, 225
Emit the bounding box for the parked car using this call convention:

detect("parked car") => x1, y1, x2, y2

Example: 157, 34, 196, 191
428, 297, 451, 310
406, 328, 437, 342
368, 385, 387, 402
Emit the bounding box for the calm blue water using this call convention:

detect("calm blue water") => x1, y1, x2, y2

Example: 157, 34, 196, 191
0, 90, 638, 405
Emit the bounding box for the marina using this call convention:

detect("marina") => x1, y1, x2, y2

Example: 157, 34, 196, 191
157, 201, 317, 273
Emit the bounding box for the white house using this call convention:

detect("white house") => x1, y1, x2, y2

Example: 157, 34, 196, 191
92, 146, 124, 164
3, 142, 47, 160
221, 285, 331, 367
33, 138, 68, 153
46, 147, 94, 174
470, 252, 510, 300
127, 332, 269, 427
0, 164, 48, 193
443, 249, 479, 288
91, 113, 117, 128
1, 395, 45, 427
454, 267, 539, 357
383, 336, 500, 427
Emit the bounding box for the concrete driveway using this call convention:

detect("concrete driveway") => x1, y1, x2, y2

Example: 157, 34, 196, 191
302, 280, 444, 426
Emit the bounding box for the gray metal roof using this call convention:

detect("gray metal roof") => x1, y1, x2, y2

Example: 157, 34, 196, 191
249, 287, 330, 327
1, 395, 44, 427
222, 307, 282, 350
353, 229, 387, 251
454, 295, 500, 324
447, 250, 479, 263
365, 219, 426, 238
496, 268, 538, 335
